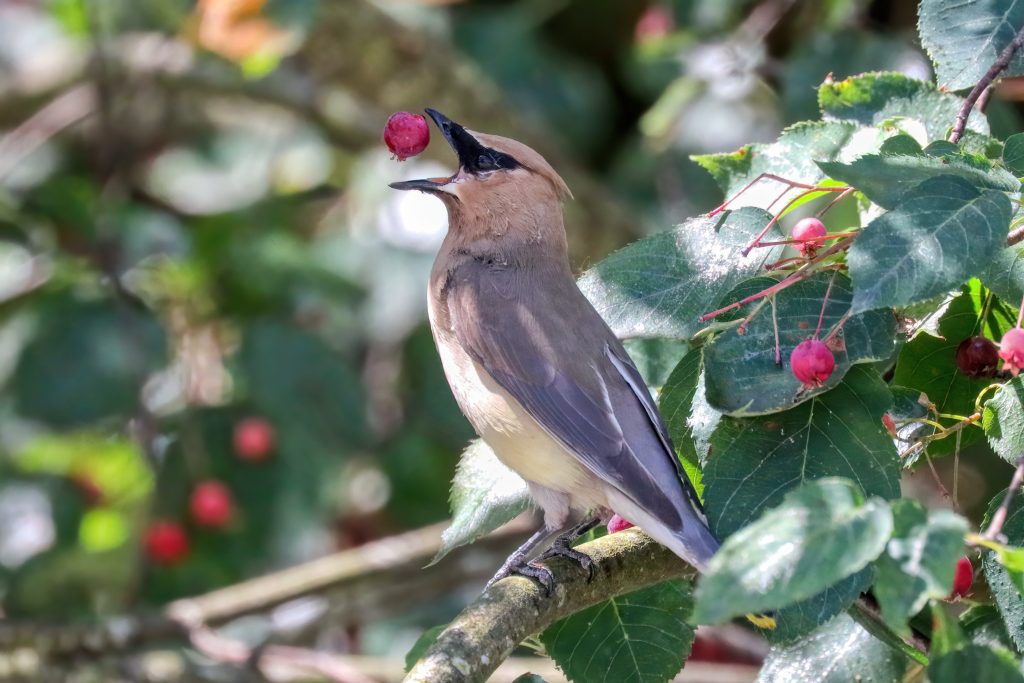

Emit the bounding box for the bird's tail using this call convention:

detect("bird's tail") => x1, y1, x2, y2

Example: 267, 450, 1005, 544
606, 490, 776, 630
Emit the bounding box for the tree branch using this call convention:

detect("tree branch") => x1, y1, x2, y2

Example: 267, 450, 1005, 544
404, 528, 698, 683
0, 520, 529, 658
949, 25, 1024, 143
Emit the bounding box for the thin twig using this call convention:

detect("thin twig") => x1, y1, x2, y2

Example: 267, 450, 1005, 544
984, 457, 1024, 541
700, 236, 855, 321
950, 25, 1024, 143
1008, 225, 1024, 247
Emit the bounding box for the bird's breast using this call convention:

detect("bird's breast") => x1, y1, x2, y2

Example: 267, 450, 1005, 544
427, 297, 600, 504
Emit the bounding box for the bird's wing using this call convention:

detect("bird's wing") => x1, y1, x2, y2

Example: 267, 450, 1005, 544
445, 259, 707, 532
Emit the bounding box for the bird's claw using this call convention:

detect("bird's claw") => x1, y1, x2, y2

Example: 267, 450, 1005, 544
512, 562, 556, 596
538, 540, 596, 582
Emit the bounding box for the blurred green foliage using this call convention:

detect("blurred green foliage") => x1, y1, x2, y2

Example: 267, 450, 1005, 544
0, 0, 1022, 676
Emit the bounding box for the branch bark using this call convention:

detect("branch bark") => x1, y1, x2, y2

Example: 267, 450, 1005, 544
403, 528, 698, 683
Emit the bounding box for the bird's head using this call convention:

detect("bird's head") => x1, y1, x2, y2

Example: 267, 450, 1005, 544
389, 109, 571, 215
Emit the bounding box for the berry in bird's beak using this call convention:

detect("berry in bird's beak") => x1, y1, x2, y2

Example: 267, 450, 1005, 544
383, 112, 430, 161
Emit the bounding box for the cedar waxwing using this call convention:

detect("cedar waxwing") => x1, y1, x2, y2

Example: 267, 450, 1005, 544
389, 109, 720, 590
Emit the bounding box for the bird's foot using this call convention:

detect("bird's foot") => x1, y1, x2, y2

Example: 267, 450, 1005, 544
484, 549, 530, 591
511, 562, 556, 596
537, 537, 596, 581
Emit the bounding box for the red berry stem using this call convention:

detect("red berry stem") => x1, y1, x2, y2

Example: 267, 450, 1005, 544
814, 270, 838, 339
755, 233, 848, 248
707, 172, 848, 218
815, 187, 856, 219
822, 313, 850, 345
771, 297, 782, 366
700, 236, 855, 322
740, 185, 851, 257
1017, 293, 1024, 328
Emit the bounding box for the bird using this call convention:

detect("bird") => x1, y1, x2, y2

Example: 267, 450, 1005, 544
389, 109, 721, 592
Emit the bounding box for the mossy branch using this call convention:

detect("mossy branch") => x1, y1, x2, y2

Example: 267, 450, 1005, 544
403, 528, 698, 683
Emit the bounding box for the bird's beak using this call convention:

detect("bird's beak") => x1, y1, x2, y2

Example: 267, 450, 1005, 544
389, 108, 486, 193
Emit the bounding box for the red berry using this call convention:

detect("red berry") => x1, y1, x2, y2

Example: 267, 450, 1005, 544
234, 418, 275, 461
948, 556, 973, 600
791, 217, 827, 255
1000, 328, 1024, 377
790, 339, 836, 388
144, 521, 189, 566
634, 5, 673, 43
882, 413, 897, 437
383, 112, 430, 161
189, 480, 234, 529
607, 514, 634, 534
956, 336, 1000, 378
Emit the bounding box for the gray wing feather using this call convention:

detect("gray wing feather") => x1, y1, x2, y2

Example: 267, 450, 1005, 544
446, 260, 709, 532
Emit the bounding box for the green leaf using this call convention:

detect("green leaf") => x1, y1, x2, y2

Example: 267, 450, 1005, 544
694, 478, 892, 624
765, 571, 872, 644
818, 71, 989, 140
622, 339, 689, 387
540, 580, 694, 683
1004, 133, 1024, 176
962, 604, 1019, 652
404, 624, 446, 672
658, 350, 711, 497
757, 613, 908, 683
881, 134, 924, 155
983, 491, 1024, 651
702, 272, 897, 415
872, 500, 969, 635
241, 320, 367, 448
847, 175, 1013, 314
705, 365, 900, 538
692, 121, 885, 210
702, 366, 899, 637
928, 644, 1024, 683
933, 601, 969, 657
13, 299, 166, 428
919, 0, 1024, 91
984, 378, 1024, 465
578, 207, 783, 339
894, 281, 1016, 455
818, 153, 1019, 211
432, 440, 530, 565
986, 244, 1024, 304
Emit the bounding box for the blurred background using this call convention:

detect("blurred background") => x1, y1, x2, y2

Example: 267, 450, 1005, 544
0, 0, 1021, 681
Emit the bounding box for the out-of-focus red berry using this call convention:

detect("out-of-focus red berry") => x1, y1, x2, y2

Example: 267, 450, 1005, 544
956, 336, 1000, 378
189, 480, 234, 529
234, 418, 275, 461
607, 514, 634, 534
791, 217, 827, 255
1000, 328, 1024, 376
948, 556, 973, 600
882, 413, 897, 437
790, 339, 836, 388
144, 521, 189, 566
383, 112, 430, 161
634, 5, 673, 43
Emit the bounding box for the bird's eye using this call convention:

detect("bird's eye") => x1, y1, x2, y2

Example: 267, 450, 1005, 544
476, 153, 498, 171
